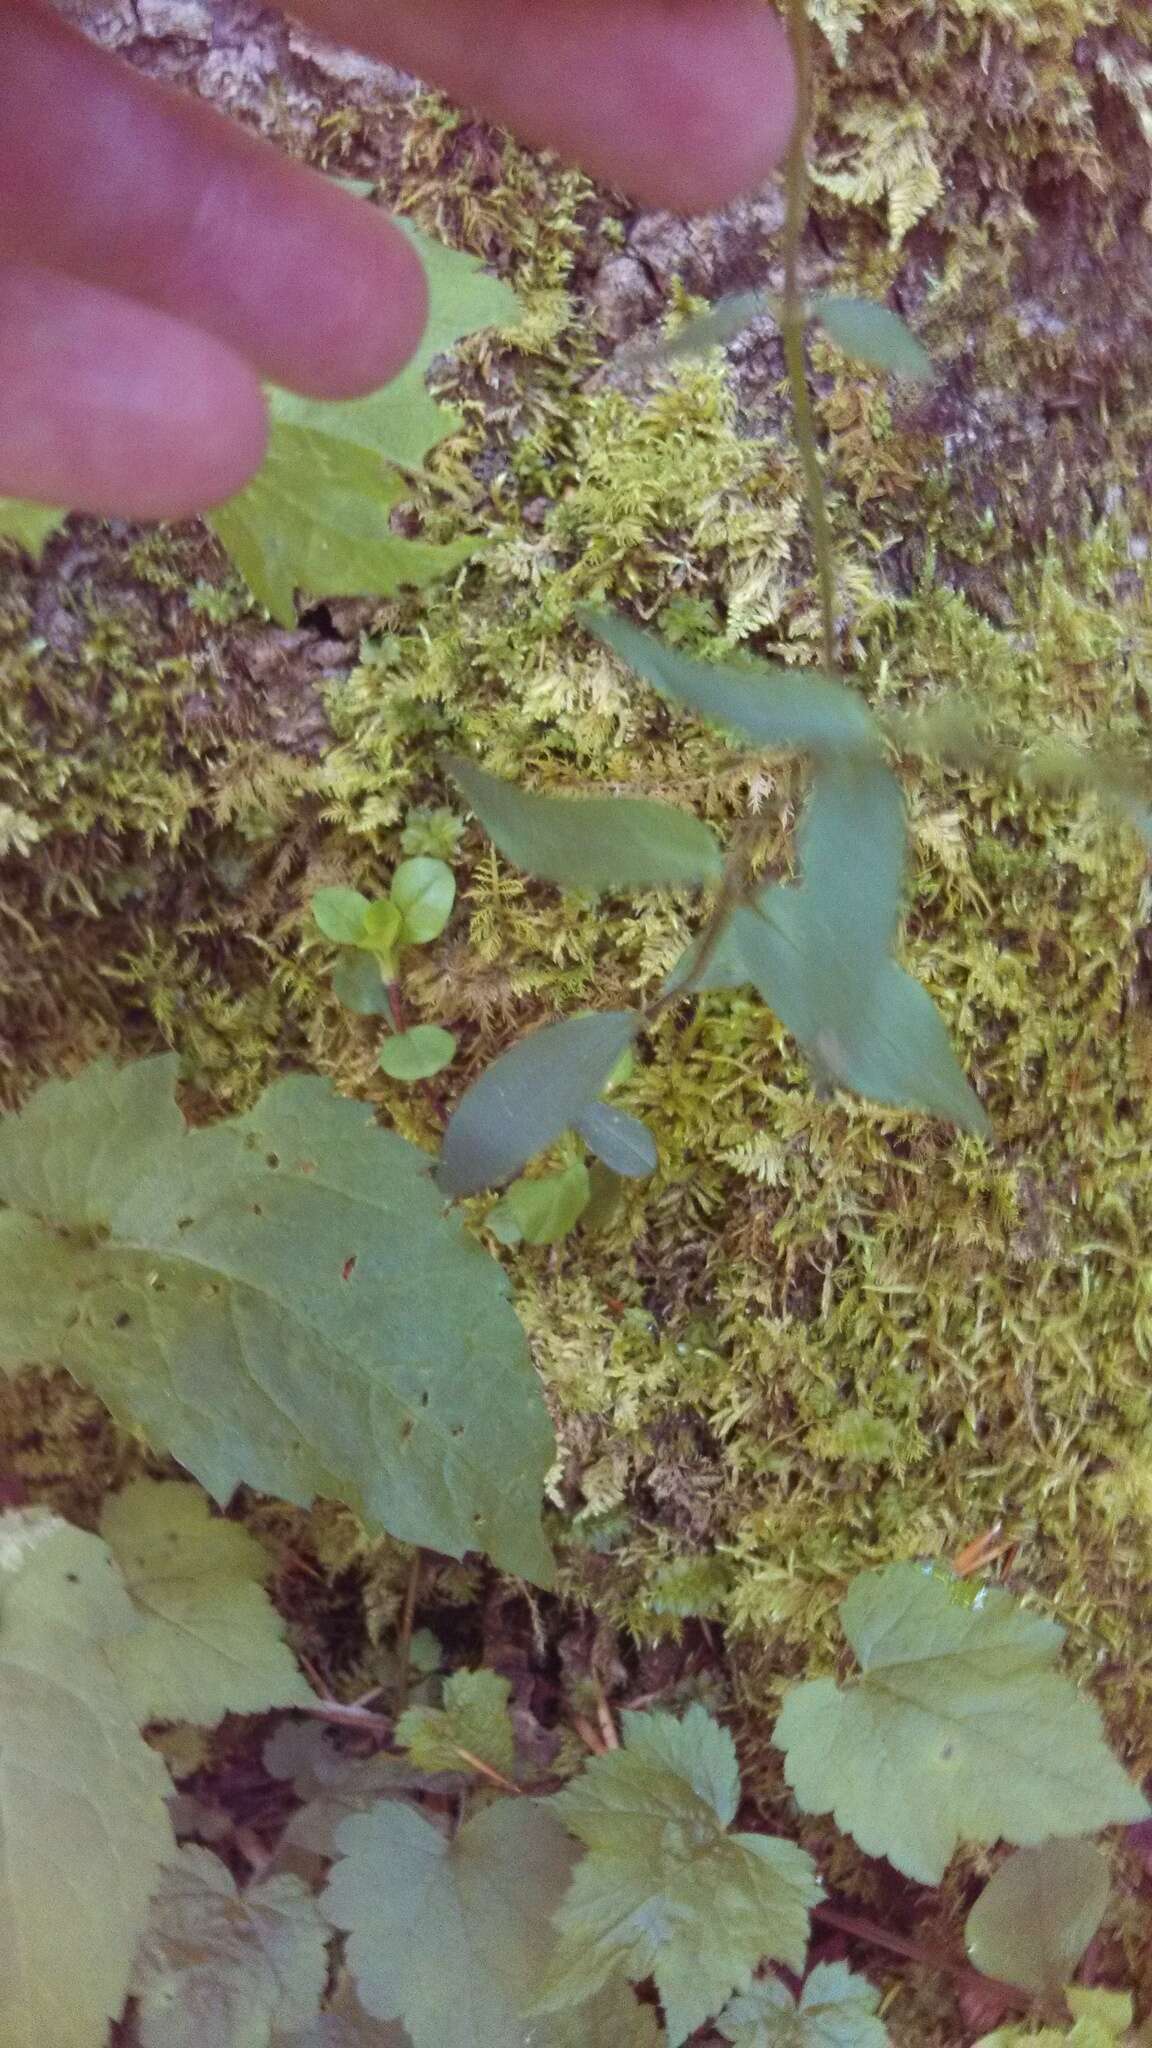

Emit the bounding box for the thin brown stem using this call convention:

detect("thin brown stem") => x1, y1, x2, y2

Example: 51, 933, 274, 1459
393, 1547, 424, 1715
812, 1903, 1035, 2016
781, 0, 837, 674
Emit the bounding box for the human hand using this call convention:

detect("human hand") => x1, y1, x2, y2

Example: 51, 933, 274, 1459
0, 0, 794, 520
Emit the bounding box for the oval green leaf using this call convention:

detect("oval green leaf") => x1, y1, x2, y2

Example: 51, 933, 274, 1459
449, 756, 724, 893
965, 1839, 1111, 1997
492, 1163, 591, 1246
438, 1010, 643, 1198
657, 290, 776, 363
813, 295, 933, 383
391, 858, 456, 943
360, 899, 403, 962
312, 887, 371, 945
379, 1026, 457, 1082
575, 1101, 658, 1179
331, 952, 390, 1016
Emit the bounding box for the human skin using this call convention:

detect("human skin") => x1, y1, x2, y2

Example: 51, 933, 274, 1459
0, 0, 795, 518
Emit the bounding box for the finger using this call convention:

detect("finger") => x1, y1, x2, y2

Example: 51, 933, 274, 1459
291, 0, 795, 213
0, 0, 427, 401
0, 261, 268, 519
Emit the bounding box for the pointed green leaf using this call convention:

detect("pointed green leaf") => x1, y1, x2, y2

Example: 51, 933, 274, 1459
0, 1058, 554, 1583
132, 1845, 329, 2047
585, 611, 878, 755
324, 1797, 579, 2048
99, 1479, 312, 1724
813, 295, 933, 382
378, 1025, 457, 1082
312, 888, 371, 945
536, 1707, 821, 2046
395, 1666, 516, 1777
973, 1988, 1134, 2048
438, 1011, 643, 1197
575, 1101, 659, 1178
965, 1840, 1111, 1998
774, 1564, 1148, 1885
657, 291, 776, 362
0, 497, 67, 559
0, 1511, 175, 2048
390, 857, 456, 943
488, 1161, 591, 1245
449, 756, 724, 892
331, 953, 390, 1015
718, 1962, 890, 2048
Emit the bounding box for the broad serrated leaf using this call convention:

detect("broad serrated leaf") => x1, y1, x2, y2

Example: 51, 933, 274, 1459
438, 1011, 643, 1198
718, 1962, 890, 2048
0, 1511, 174, 2048
0, 1057, 554, 1582
965, 1840, 1111, 1998
448, 755, 724, 892
489, 1162, 592, 1246
331, 953, 391, 1015
812, 296, 932, 382
585, 610, 877, 755
536, 1706, 821, 2047
132, 1845, 329, 2048
379, 1025, 457, 1082
98, 1479, 312, 1724
0, 496, 67, 558
207, 222, 517, 623
390, 858, 456, 943
313, 889, 372, 944
325, 1796, 579, 2048
775, 1564, 1148, 1885
395, 1666, 516, 1777
575, 1100, 659, 1178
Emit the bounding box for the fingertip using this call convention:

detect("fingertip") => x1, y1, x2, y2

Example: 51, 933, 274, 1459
625, 3, 797, 213
284, 188, 429, 399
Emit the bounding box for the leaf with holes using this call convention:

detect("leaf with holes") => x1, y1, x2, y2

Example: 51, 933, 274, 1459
965, 1840, 1111, 1998
0, 1510, 174, 2048
0, 1057, 554, 1583
575, 1101, 658, 1179
0, 496, 66, 559
774, 1565, 1148, 1885
812, 296, 932, 382
395, 1667, 516, 1778
438, 1011, 643, 1198
390, 858, 456, 944
534, 1706, 821, 2047
379, 1026, 457, 1082
488, 1161, 592, 1246
99, 1479, 311, 1724
207, 221, 518, 624
448, 755, 724, 892
718, 1962, 890, 2048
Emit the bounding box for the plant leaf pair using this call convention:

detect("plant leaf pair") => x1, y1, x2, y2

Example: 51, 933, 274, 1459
655, 289, 932, 383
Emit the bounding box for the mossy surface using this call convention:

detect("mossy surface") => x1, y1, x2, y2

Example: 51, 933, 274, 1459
3, 2, 1152, 2032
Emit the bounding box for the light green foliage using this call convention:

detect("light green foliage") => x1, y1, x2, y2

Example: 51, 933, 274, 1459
330, 954, 392, 1016
536, 1706, 821, 2046
315, 860, 454, 993
574, 1101, 658, 1178
774, 1565, 1147, 1884
395, 1665, 516, 1776
207, 222, 518, 624
975, 1988, 1135, 2048
644, 1556, 734, 1619
131, 1845, 329, 2048
0, 1058, 553, 1582
438, 1010, 642, 1197
965, 1840, 1111, 1998
658, 291, 774, 362
312, 889, 373, 946
0, 1511, 174, 2048
378, 1024, 457, 1081
812, 296, 933, 381
391, 857, 456, 943
99, 1478, 311, 1724
449, 754, 724, 892
717, 1962, 890, 2048
324, 1797, 578, 2048
360, 901, 404, 959
488, 1160, 592, 1246
0, 497, 67, 559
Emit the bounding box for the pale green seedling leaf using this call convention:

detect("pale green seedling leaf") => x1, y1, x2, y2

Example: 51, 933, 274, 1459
331, 953, 390, 1015
379, 1026, 457, 1082
438, 1010, 643, 1197
0, 1511, 174, 2048
775, 1564, 1148, 1885
585, 610, 877, 754
207, 222, 518, 623
312, 888, 371, 945
395, 1666, 516, 1776
813, 295, 932, 382
965, 1840, 1111, 1998
0, 1057, 554, 1583
0, 497, 67, 559
575, 1100, 658, 1178
99, 1479, 312, 1724
449, 755, 724, 892
975, 1988, 1134, 2048
360, 900, 403, 960
390, 858, 456, 943
324, 1796, 579, 2048
536, 1706, 821, 2046
132, 1845, 329, 2048
718, 1962, 890, 2048
488, 1161, 592, 1246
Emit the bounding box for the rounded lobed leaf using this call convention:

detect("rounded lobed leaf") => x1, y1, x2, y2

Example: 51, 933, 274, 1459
379, 1026, 457, 1082
965, 1839, 1111, 1998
